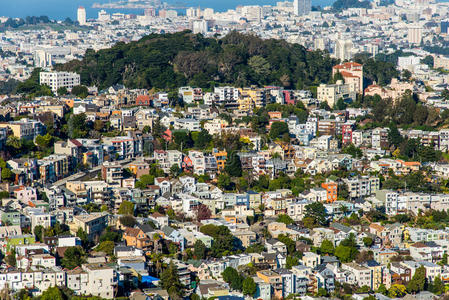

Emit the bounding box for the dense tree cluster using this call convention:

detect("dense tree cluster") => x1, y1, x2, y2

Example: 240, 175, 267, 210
352, 53, 400, 87
357, 91, 441, 133
15, 68, 53, 97
57, 31, 338, 90
222, 267, 257, 296
382, 171, 441, 193
0, 16, 51, 31
423, 45, 449, 56
303, 202, 328, 228
332, 0, 371, 11
199, 224, 242, 257
0, 79, 19, 95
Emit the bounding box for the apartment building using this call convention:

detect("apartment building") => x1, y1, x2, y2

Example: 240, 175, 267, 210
238, 87, 267, 110
214, 86, 239, 109
344, 176, 380, 199
332, 62, 364, 94
174, 119, 201, 131
321, 181, 338, 203
69, 213, 108, 241
101, 162, 123, 185
342, 263, 372, 289
0, 118, 45, 140
317, 80, 356, 108
287, 199, 311, 221
179, 86, 203, 104
39, 71, 81, 92
38, 154, 70, 183
27, 209, 55, 231
371, 128, 389, 150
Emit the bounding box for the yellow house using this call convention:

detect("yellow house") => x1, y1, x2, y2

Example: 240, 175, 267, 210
239, 87, 267, 108
365, 261, 383, 290
402, 228, 413, 248
237, 94, 255, 112
36, 105, 65, 118
213, 149, 227, 172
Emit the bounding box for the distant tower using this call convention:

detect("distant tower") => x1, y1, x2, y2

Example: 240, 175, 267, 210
34, 50, 52, 68
408, 25, 423, 45
77, 6, 87, 25
335, 39, 353, 61
144, 8, 156, 17
294, 0, 311, 16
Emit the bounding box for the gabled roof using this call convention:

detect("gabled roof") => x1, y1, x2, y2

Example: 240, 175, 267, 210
261, 252, 276, 260
161, 225, 175, 236
330, 222, 353, 234
411, 242, 428, 248
70, 139, 83, 147
151, 212, 166, 218
364, 260, 381, 267
124, 227, 141, 237
138, 223, 155, 234
266, 238, 283, 245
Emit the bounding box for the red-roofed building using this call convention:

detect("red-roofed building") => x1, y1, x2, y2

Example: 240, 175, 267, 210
136, 94, 151, 106
332, 62, 364, 94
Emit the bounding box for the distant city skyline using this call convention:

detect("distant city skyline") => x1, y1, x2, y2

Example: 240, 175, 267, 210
2, 0, 334, 20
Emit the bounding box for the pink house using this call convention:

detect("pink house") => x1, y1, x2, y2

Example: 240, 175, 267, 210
14, 186, 37, 202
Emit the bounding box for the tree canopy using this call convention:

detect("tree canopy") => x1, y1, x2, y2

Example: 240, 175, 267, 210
61, 246, 86, 269
118, 200, 135, 215
160, 261, 184, 293
58, 31, 338, 90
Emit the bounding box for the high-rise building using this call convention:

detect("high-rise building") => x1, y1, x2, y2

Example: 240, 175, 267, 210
77, 6, 87, 26
144, 8, 156, 17
98, 10, 110, 22
335, 39, 353, 61
33, 50, 52, 68
203, 8, 214, 20
408, 25, 423, 44
293, 0, 311, 16
192, 19, 209, 34
441, 21, 449, 34
186, 7, 198, 18
314, 38, 326, 51
242, 6, 263, 21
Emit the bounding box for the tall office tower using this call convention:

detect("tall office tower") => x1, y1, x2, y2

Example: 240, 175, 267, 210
314, 38, 326, 51
203, 8, 214, 20
408, 25, 423, 44
186, 7, 197, 18
441, 20, 449, 34
77, 6, 87, 25
192, 19, 209, 34
242, 6, 263, 22
144, 8, 156, 17
293, 0, 311, 16
335, 39, 353, 61
98, 10, 110, 22
33, 50, 52, 68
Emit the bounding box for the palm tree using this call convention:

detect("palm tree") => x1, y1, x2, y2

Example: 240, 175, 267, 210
150, 253, 164, 277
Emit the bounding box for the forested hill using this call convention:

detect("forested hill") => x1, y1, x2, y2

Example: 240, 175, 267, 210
57, 31, 338, 90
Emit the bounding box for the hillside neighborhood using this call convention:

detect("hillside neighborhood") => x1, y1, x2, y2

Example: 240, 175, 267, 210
4, 0, 449, 299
